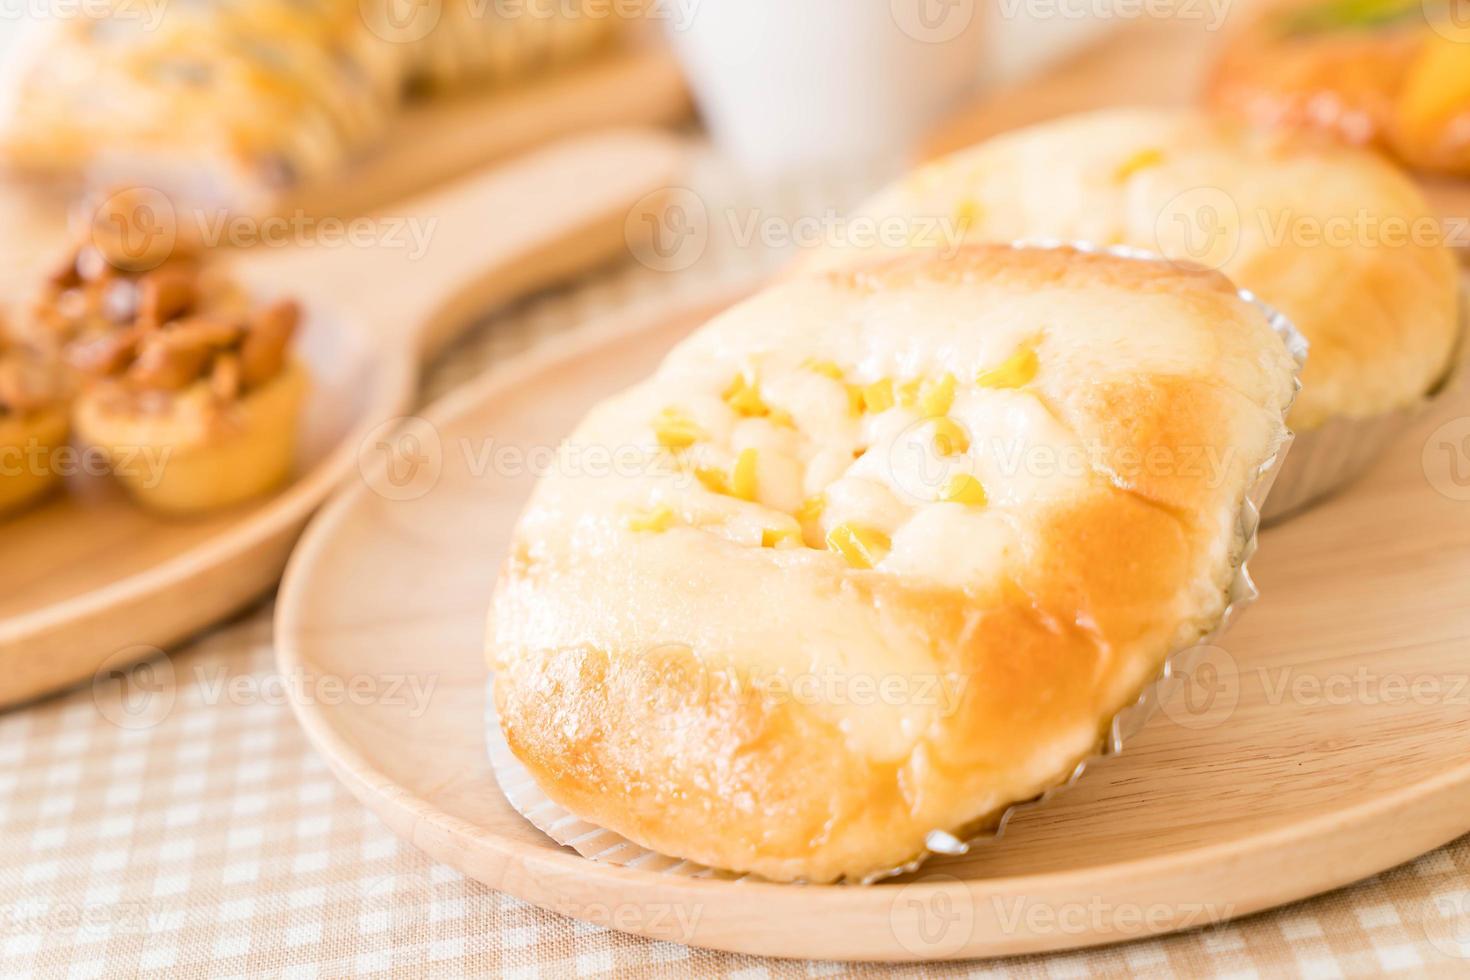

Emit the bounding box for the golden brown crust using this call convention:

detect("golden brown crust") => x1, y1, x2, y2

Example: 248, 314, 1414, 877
490, 244, 1297, 882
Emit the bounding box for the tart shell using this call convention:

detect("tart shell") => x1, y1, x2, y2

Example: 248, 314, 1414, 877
73, 361, 307, 515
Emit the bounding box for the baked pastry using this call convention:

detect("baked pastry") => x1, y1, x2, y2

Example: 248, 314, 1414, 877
807, 108, 1458, 433
804, 108, 1460, 517
1207, 0, 1470, 176
0, 0, 403, 211
66, 282, 305, 514
0, 328, 69, 516
0, 0, 632, 210
489, 244, 1299, 883
30, 211, 308, 514
410, 0, 630, 90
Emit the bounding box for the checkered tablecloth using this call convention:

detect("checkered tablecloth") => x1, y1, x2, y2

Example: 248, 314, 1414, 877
2, 166, 1469, 979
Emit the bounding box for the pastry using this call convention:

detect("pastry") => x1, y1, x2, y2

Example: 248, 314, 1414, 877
0, 328, 69, 516
0, 0, 404, 211
410, 0, 629, 90
1206, 0, 1470, 176
31, 211, 307, 515
804, 108, 1460, 516
489, 244, 1299, 883
0, 0, 633, 210
64, 281, 306, 515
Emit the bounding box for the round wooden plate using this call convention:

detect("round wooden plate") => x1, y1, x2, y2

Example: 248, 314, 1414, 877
0, 131, 686, 709
276, 288, 1470, 961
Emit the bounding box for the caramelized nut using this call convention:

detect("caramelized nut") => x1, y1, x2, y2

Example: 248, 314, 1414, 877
166, 316, 245, 351
128, 333, 210, 390
47, 248, 83, 290
65, 328, 139, 377
210, 352, 242, 402
239, 300, 298, 389
138, 268, 197, 326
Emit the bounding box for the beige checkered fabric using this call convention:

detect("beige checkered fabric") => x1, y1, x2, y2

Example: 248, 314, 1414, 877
2, 168, 1469, 979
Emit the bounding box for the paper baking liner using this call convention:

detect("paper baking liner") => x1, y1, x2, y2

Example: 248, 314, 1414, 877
1261, 294, 1468, 523
484, 242, 1309, 884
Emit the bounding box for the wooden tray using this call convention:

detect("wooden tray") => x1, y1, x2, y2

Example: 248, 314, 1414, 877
924, 17, 1470, 224
274, 287, 1470, 961
0, 130, 686, 709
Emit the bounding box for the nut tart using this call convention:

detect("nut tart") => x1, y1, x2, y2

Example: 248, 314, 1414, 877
69, 299, 305, 515
488, 244, 1300, 884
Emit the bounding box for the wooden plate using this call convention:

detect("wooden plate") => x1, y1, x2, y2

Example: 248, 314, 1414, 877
923, 18, 1470, 227
0, 130, 687, 709
275, 288, 1470, 960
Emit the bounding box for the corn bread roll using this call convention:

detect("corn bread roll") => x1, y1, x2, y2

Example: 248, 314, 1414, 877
803, 108, 1458, 432
489, 244, 1299, 884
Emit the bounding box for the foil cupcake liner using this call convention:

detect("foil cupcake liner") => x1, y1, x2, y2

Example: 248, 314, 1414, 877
1261, 292, 1468, 524
484, 241, 1309, 884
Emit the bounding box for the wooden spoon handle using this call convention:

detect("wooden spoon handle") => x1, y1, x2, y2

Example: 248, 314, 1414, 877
242, 129, 688, 360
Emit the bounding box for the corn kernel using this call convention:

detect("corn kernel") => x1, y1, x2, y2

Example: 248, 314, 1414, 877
761, 527, 800, 548
897, 378, 923, 409
796, 494, 825, 524
723, 373, 768, 417
695, 467, 730, 495
731, 448, 759, 501
977, 348, 1038, 389
928, 417, 970, 456
653, 407, 702, 449
805, 359, 844, 380
625, 504, 676, 532
767, 408, 795, 428
844, 383, 865, 416
941, 473, 988, 506
918, 372, 956, 417
862, 379, 895, 414
1114, 147, 1164, 182
955, 198, 983, 230
826, 523, 891, 569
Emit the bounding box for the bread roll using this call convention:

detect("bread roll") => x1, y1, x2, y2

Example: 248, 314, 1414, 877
489, 244, 1299, 883
804, 108, 1458, 431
